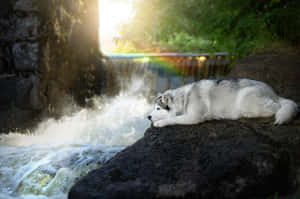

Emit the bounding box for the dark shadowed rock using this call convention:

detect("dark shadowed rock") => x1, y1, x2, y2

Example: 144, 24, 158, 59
69, 118, 300, 199
0, 75, 42, 133
12, 42, 39, 72
16, 75, 41, 110
0, 76, 17, 106
0, 1, 14, 17
0, 60, 4, 74
62, 0, 81, 15
0, 75, 40, 110
14, 0, 39, 12
15, 16, 40, 41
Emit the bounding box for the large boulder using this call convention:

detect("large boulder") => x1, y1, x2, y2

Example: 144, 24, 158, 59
69, 118, 300, 199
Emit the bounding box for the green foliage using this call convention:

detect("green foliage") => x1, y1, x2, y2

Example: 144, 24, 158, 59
267, 192, 300, 199
119, 0, 300, 57
113, 41, 140, 53
268, 192, 279, 199
160, 32, 213, 53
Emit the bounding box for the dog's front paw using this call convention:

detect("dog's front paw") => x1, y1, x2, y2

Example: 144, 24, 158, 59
154, 120, 168, 128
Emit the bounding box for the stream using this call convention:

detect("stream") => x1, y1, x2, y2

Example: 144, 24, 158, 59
0, 56, 228, 198
0, 79, 152, 199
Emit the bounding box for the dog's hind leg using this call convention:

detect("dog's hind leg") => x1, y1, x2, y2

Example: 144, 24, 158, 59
237, 86, 279, 119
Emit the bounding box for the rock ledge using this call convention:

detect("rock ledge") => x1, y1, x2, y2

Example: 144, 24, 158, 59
69, 118, 300, 199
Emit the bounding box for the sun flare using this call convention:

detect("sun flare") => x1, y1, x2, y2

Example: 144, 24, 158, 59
99, 0, 135, 52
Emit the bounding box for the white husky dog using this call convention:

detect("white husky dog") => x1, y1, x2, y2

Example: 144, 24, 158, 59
148, 78, 298, 127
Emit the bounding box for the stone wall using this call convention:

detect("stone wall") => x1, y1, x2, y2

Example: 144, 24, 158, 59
0, 0, 108, 132
38, 0, 105, 108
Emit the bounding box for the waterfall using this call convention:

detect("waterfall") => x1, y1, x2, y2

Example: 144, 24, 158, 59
0, 53, 230, 199
0, 77, 152, 199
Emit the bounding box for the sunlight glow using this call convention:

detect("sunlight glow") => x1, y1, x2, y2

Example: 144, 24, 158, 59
198, 56, 207, 62
99, 0, 135, 53
141, 57, 150, 63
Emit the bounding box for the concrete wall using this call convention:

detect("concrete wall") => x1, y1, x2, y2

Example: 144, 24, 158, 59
0, 0, 108, 132
0, 0, 106, 108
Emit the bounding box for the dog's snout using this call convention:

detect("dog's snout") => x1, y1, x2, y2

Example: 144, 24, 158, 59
148, 116, 152, 121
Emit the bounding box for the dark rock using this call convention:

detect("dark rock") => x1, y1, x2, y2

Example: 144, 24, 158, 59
0, 75, 42, 133
14, 0, 39, 12
0, 59, 4, 74
69, 118, 300, 199
28, 75, 41, 109
55, 6, 76, 40
0, 17, 15, 42
0, 76, 17, 106
15, 16, 40, 41
69, 22, 92, 58
62, 0, 81, 15
0, 105, 41, 134
0, 1, 14, 17
0, 47, 13, 74
0, 19, 10, 35
16, 75, 40, 110
16, 76, 32, 108
13, 42, 39, 71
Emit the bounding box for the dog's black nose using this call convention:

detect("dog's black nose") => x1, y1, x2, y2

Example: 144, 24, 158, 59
148, 116, 152, 121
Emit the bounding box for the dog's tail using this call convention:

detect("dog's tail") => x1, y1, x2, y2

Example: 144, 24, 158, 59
274, 97, 299, 125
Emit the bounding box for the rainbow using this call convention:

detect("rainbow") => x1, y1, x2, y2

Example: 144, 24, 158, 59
107, 53, 228, 76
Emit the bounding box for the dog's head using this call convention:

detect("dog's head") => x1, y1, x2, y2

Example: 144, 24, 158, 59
148, 93, 173, 122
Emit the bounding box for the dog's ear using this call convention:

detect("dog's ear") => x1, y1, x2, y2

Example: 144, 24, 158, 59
162, 94, 173, 105
154, 94, 162, 103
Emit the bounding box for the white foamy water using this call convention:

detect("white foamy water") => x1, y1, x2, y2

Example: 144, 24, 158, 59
0, 79, 152, 199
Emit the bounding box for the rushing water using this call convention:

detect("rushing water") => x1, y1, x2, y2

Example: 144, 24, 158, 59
0, 56, 227, 199
0, 78, 152, 199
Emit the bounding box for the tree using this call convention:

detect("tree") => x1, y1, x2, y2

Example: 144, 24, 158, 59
119, 0, 300, 56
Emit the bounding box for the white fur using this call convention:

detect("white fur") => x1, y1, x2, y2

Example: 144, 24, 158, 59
149, 79, 298, 127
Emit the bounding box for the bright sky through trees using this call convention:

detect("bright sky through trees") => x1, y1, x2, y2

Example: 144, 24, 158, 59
99, 0, 300, 56
99, 0, 135, 53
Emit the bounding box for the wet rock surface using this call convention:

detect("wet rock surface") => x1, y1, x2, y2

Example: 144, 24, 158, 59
69, 117, 300, 199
